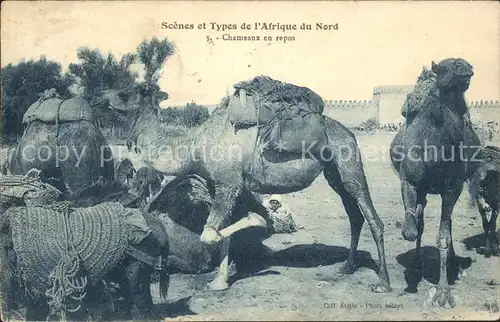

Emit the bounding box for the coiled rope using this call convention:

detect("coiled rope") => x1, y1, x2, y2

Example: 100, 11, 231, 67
44, 203, 88, 318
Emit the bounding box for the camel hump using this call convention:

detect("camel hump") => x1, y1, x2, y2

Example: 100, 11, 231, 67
22, 94, 94, 125
59, 96, 94, 122
233, 75, 325, 115
228, 75, 328, 156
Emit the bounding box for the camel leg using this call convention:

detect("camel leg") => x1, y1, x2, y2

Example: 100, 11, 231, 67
489, 208, 499, 256
426, 186, 461, 308
201, 185, 242, 245
125, 261, 153, 319
323, 168, 364, 274
337, 191, 364, 275
207, 237, 231, 291
477, 197, 493, 257
201, 185, 243, 291
324, 164, 391, 293
414, 196, 427, 273
401, 179, 423, 242
448, 215, 472, 282
406, 195, 426, 293
107, 265, 133, 315
355, 192, 392, 293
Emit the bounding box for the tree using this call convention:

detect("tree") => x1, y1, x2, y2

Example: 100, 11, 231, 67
182, 102, 210, 127
68, 47, 137, 100
1, 56, 73, 138
137, 37, 175, 86
160, 103, 209, 127
136, 37, 175, 109
161, 107, 183, 124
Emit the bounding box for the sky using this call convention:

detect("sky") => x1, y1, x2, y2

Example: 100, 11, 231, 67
2, 1, 499, 107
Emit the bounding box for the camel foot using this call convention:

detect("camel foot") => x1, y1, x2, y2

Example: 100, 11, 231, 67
338, 263, 357, 275
425, 286, 456, 308
490, 242, 500, 256
402, 216, 418, 242
200, 228, 222, 246
481, 204, 492, 213
207, 278, 229, 292
405, 285, 418, 294
477, 246, 492, 258
372, 281, 392, 293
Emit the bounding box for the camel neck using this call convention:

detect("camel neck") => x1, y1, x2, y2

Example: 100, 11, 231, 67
439, 90, 467, 117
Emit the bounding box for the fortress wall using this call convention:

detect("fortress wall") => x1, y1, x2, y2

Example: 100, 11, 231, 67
468, 100, 500, 124
322, 100, 376, 128
166, 93, 500, 129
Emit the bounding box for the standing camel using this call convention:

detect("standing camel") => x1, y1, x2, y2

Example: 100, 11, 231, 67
468, 145, 500, 257
389, 58, 481, 308
92, 84, 392, 294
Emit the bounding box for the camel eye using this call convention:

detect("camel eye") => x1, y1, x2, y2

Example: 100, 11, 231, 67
118, 91, 130, 102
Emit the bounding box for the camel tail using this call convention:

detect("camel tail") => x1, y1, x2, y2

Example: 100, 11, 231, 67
467, 174, 480, 208
158, 268, 170, 300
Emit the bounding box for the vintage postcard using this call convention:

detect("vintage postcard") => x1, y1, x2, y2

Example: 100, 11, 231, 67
1, 0, 499, 321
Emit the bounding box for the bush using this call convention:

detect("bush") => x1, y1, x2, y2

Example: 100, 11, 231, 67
161, 102, 210, 128
1, 56, 73, 138
183, 102, 210, 127
360, 117, 378, 129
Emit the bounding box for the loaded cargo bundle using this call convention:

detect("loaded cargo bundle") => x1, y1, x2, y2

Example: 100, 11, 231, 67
482, 145, 500, 167
4, 201, 151, 314
401, 67, 437, 120
0, 170, 62, 209
22, 88, 94, 125
227, 75, 328, 156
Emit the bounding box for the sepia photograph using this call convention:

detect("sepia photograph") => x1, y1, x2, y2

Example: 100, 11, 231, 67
1, 0, 499, 321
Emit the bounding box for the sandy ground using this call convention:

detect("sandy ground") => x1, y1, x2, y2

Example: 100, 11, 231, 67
149, 132, 500, 321
2, 132, 499, 321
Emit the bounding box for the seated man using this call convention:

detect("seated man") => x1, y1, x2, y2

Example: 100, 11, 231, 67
265, 194, 298, 234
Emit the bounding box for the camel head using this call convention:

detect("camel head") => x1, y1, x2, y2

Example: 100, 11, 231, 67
129, 166, 163, 202
90, 83, 155, 113
227, 90, 260, 131
431, 58, 474, 93
115, 158, 136, 187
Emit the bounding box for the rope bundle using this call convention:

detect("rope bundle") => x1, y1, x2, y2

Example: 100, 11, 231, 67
45, 251, 87, 316
6, 202, 131, 314
404, 69, 437, 118
233, 75, 324, 113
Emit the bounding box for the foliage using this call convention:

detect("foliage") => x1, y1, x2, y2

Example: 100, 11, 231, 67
359, 117, 378, 129
161, 102, 210, 128
161, 107, 183, 124
137, 37, 175, 86
183, 102, 210, 127
136, 37, 175, 107
68, 47, 137, 100
1, 56, 73, 137
2, 38, 175, 139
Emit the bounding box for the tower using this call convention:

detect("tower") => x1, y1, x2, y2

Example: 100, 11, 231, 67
372, 85, 414, 125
